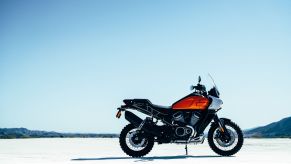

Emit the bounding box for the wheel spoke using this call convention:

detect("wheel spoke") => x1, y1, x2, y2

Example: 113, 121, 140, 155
213, 125, 239, 151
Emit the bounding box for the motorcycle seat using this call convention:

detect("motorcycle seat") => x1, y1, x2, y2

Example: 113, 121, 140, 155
151, 104, 172, 114
128, 99, 172, 114
151, 104, 171, 110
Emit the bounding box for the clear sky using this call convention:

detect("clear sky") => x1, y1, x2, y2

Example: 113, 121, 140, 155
0, 0, 291, 133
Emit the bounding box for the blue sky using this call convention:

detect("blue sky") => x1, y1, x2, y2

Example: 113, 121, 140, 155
0, 0, 291, 133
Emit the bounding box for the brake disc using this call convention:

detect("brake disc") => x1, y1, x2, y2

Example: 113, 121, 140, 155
216, 129, 235, 147
128, 131, 146, 148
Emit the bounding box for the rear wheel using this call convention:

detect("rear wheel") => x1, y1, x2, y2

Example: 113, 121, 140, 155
119, 124, 154, 157
208, 120, 243, 156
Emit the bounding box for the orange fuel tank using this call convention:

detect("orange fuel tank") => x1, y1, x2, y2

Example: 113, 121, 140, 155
172, 95, 210, 110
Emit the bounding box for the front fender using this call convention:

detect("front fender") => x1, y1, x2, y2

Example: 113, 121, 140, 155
211, 117, 231, 127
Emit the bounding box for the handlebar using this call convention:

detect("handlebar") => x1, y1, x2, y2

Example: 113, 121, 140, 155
192, 84, 206, 91
191, 84, 207, 96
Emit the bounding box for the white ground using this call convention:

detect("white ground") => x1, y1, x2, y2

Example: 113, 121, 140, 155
0, 138, 290, 164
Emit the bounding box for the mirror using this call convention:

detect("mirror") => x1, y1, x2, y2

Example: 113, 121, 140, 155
198, 76, 201, 83
190, 85, 195, 90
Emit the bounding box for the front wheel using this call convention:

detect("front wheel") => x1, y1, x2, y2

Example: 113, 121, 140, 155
208, 120, 243, 156
119, 124, 154, 157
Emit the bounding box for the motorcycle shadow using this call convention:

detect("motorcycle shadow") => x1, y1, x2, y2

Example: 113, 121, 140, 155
72, 155, 229, 162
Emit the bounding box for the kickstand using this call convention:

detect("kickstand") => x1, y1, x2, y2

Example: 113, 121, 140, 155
185, 144, 188, 156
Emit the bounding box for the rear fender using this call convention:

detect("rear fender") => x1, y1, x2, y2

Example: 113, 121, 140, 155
124, 111, 162, 137
124, 111, 143, 128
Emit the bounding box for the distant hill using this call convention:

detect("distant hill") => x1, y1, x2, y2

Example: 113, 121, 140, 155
0, 128, 118, 139
3, 116, 291, 139
244, 116, 291, 138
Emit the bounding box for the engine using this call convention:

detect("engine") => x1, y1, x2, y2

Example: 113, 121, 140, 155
172, 111, 201, 138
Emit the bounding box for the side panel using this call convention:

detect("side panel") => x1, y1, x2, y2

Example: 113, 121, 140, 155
172, 96, 210, 110
208, 96, 223, 110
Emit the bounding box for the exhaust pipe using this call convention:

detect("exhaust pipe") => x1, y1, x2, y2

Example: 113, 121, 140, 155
124, 111, 162, 137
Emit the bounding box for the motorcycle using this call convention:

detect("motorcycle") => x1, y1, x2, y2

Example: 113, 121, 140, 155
116, 75, 243, 157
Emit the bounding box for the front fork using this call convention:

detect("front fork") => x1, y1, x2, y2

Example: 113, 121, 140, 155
213, 114, 231, 142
